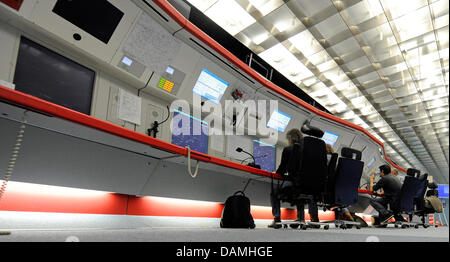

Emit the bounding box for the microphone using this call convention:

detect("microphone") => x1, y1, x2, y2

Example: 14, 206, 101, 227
236, 147, 260, 169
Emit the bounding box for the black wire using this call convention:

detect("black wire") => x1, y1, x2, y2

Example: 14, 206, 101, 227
158, 105, 170, 125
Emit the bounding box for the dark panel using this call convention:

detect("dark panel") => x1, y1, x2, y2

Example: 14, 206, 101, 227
13, 37, 95, 115
52, 0, 124, 44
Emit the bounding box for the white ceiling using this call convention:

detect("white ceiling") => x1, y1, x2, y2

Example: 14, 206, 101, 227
187, 0, 449, 183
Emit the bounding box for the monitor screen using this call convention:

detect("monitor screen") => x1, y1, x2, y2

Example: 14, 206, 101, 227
171, 110, 209, 154
13, 37, 95, 115
266, 110, 291, 133
437, 184, 449, 199
253, 140, 276, 172
192, 69, 229, 104
52, 0, 124, 44
321, 131, 339, 147
367, 156, 376, 168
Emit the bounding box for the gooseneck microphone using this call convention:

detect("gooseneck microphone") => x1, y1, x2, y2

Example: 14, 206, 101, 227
236, 147, 261, 169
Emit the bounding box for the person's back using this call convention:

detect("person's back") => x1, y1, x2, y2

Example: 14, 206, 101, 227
375, 174, 402, 199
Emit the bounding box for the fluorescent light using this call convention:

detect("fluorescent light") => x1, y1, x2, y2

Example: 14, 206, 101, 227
204, 0, 256, 36
252, 32, 269, 45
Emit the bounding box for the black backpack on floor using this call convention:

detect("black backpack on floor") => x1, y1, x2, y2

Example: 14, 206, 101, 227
220, 191, 255, 229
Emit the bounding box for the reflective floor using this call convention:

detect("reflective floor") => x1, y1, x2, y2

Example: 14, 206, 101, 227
0, 212, 448, 242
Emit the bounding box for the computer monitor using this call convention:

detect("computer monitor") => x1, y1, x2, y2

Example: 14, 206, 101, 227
437, 184, 449, 199
192, 69, 229, 104
171, 110, 209, 154
367, 156, 376, 168
52, 0, 124, 44
13, 37, 95, 115
253, 140, 276, 172
266, 110, 291, 133
321, 131, 339, 147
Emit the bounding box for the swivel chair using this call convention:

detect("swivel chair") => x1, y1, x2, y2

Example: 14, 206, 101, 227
408, 173, 431, 228
317, 147, 365, 229
278, 122, 328, 229
383, 176, 423, 228
407, 168, 421, 178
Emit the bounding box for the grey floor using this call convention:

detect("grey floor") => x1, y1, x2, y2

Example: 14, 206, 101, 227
0, 212, 448, 242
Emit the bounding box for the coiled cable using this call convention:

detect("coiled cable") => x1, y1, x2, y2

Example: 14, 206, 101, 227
186, 146, 199, 178
0, 121, 26, 203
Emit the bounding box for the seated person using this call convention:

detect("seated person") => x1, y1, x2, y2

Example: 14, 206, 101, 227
268, 128, 319, 228
369, 164, 403, 224
325, 144, 334, 164
391, 168, 405, 184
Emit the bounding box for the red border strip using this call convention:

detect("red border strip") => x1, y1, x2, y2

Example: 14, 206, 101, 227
0, 181, 336, 220
152, 0, 406, 173
0, 0, 23, 11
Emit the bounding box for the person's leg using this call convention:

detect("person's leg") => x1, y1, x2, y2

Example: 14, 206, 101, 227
270, 185, 281, 222
295, 202, 305, 221
369, 198, 393, 223
308, 200, 319, 222
370, 198, 389, 217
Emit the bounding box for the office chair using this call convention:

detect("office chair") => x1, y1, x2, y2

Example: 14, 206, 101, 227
317, 147, 364, 229
384, 176, 423, 229
278, 123, 328, 229
406, 168, 421, 178
408, 173, 431, 228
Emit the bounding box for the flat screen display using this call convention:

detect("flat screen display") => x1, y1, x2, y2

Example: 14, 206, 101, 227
438, 184, 449, 198
367, 156, 376, 168
13, 37, 95, 115
171, 110, 209, 154
192, 69, 229, 104
253, 140, 276, 172
266, 110, 291, 133
321, 131, 339, 147
52, 0, 124, 44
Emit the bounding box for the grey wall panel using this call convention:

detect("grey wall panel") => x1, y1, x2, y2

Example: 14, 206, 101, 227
138, 160, 273, 206
0, 118, 157, 195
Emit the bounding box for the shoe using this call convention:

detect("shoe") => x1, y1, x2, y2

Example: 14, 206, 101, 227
380, 211, 394, 224
267, 218, 281, 228
394, 215, 406, 222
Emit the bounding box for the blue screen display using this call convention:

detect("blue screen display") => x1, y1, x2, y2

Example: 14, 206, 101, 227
192, 69, 229, 104
171, 110, 209, 154
321, 131, 339, 147
253, 140, 276, 172
367, 156, 376, 168
267, 110, 292, 133
438, 184, 449, 199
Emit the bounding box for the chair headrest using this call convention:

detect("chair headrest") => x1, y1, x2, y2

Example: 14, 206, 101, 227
418, 173, 428, 181
428, 182, 438, 189
407, 168, 420, 177
341, 147, 362, 161
301, 123, 324, 138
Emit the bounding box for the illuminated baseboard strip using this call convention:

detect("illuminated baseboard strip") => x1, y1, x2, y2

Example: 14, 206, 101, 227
0, 181, 335, 221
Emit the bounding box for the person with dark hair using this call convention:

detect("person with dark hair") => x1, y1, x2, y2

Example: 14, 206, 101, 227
268, 128, 319, 228
369, 164, 402, 225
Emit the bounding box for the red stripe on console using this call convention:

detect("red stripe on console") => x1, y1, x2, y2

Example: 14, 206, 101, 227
0, 181, 128, 215
0, 181, 335, 220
